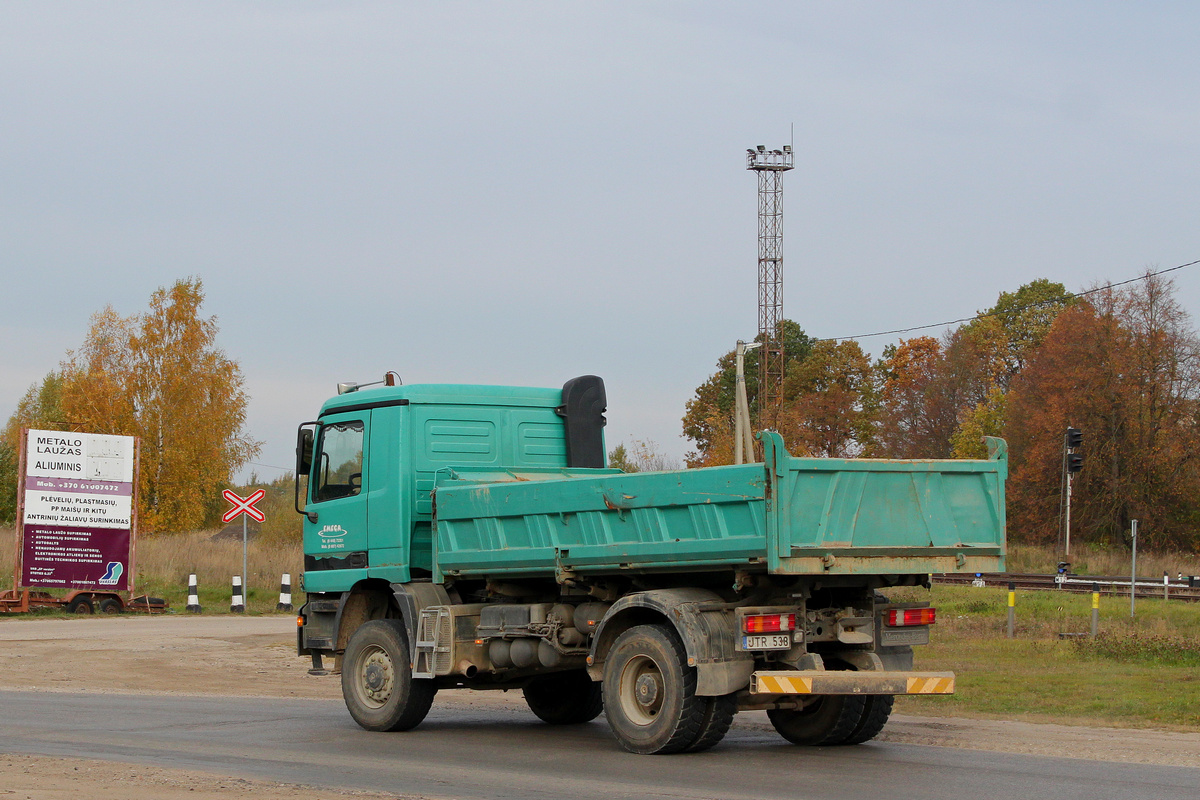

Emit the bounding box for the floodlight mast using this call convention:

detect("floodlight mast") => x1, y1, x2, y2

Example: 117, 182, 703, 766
747, 144, 794, 430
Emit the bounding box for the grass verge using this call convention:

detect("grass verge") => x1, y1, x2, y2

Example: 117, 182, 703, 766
896, 583, 1200, 730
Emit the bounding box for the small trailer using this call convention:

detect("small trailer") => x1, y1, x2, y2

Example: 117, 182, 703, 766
0, 587, 167, 615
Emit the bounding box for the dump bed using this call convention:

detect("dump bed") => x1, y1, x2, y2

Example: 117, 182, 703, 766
431, 432, 1006, 582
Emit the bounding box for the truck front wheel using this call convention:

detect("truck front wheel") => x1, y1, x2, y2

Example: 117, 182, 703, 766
341, 620, 436, 732
602, 624, 708, 754
523, 670, 603, 724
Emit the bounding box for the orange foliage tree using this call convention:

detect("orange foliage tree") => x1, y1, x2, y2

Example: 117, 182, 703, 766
16, 278, 261, 532
1006, 274, 1200, 549
778, 339, 875, 457
873, 280, 1073, 459
873, 336, 957, 458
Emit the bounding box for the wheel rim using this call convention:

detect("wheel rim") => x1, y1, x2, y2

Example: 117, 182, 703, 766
357, 644, 395, 708
618, 653, 665, 726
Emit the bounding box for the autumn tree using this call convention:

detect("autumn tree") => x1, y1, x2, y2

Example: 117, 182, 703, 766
3, 278, 260, 532
0, 444, 13, 523
873, 280, 1073, 459
0, 373, 67, 523
1006, 273, 1200, 550
607, 440, 681, 473
682, 320, 812, 465
778, 339, 875, 457
985, 278, 1077, 386
946, 281, 1075, 456
873, 337, 957, 458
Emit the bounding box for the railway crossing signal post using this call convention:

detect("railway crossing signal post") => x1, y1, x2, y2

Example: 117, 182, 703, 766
1130, 519, 1138, 618
1062, 427, 1083, 557
223, 489, 266, 610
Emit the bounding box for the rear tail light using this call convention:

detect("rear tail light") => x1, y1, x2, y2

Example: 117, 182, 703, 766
887, 608, 936, 627
743, 613, 796, 634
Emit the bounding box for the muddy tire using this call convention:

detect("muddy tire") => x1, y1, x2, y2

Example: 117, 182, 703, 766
682, 693, 737, 752
524, 670, 604, 724
767, 694, 867, 746
840, 694, 894, 745
66, 596, 94, 615
341, 620, 436, 732
602, 624, 708, 755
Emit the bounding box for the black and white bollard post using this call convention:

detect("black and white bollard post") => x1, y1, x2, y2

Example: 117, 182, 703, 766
185, 574, 202, 613
231, 576, 245, 613
276, 573, 293, 612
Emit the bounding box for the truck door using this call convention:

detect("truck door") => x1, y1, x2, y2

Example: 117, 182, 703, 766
305, 411, 371, 572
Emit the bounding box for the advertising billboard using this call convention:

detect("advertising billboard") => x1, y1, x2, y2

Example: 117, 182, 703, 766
18, 429, 138, 592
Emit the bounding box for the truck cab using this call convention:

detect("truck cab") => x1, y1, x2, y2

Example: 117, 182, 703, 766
297, 376, 608, 590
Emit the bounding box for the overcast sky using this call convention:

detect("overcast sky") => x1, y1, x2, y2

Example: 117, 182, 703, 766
3, 2, 1199, 480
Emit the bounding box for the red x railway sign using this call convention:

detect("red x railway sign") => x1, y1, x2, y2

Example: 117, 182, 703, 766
222, 489, 266, 523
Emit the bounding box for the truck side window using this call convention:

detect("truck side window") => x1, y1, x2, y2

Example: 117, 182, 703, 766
314, 421, 364, 503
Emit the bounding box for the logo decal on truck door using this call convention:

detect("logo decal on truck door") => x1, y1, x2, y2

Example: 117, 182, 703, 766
318, 524, 347, 550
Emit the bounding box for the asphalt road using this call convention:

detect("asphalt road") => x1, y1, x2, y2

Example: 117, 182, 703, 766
2, 691, 1197, 800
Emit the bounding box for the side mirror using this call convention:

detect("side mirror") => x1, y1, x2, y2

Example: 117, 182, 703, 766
295, 423, 319, 521
296, 427, 315, 475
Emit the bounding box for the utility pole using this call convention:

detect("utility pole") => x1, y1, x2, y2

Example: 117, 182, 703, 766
734, 340, 761, 464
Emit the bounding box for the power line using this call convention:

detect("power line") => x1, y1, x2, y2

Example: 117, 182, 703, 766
818, 258, 1200, 343
246, 461, 291, 472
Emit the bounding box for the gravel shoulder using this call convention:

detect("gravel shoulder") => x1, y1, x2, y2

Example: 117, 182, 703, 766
0, 614, 1197, 797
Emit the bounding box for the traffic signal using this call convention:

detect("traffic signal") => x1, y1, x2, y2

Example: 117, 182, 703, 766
1067, 453, 1083, 473
1066, 427, 1083, 449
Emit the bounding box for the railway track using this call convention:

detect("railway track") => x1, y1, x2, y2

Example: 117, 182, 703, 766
932, 571, 1200, 603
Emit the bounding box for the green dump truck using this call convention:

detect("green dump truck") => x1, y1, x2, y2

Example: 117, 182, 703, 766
295, 375, 1006, 754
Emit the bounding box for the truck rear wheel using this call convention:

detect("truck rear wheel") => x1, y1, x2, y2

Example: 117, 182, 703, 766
523, 670, 603, 724
839, 694, 894, 745
767, 694, 867, 746
341, 620, 436, 732
602, 624, 708, 755
682, 693, 737, 753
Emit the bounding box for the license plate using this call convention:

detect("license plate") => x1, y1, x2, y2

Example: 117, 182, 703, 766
742, 634, 792, 650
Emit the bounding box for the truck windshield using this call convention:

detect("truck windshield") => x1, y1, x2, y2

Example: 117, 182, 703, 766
314, 421, 364, 502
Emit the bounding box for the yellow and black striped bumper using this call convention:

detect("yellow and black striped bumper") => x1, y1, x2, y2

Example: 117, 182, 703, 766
749, 671, 955, 696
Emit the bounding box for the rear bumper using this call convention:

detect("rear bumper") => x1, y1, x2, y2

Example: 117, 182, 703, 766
750, 670, 954, 696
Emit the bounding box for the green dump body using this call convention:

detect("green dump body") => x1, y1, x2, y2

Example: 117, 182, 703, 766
432, 431, 1006, 582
